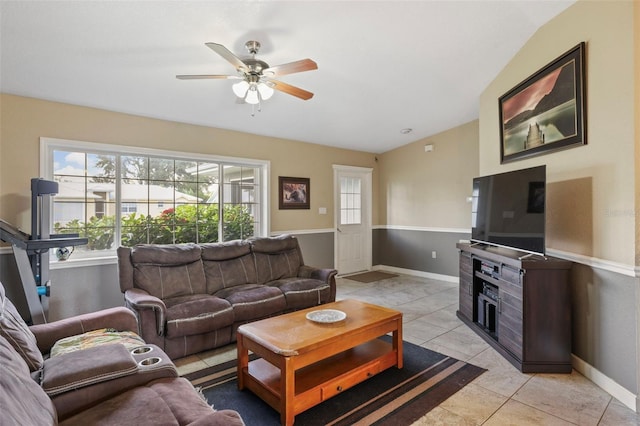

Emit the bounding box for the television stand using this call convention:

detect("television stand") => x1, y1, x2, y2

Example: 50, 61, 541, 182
456, 242, 572, 373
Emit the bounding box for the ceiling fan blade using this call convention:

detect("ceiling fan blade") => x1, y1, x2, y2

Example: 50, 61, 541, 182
263, 59, 318, 77
176, 74, 241, 80
205, 42, 248, 72
269, 80, 314, 100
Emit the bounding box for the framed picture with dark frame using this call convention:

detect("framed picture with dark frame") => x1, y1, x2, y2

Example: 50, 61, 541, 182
278, 176, 310, 210
499, 42, 586, 164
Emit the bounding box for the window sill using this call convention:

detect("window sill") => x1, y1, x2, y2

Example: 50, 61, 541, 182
50, 255, 118, 269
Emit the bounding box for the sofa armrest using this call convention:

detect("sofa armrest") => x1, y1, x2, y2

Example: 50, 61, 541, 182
41, 343, 138, 396
298, 265, 337, 282
298, 265, 338, 301
30, 307, 138, 355
48, 344, 178, 421
124, 288, 167, 336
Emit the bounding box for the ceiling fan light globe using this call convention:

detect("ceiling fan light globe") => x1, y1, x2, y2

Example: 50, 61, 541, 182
245, 88, 260, 105
232, 81, 249, 98
257, 83, 274, 100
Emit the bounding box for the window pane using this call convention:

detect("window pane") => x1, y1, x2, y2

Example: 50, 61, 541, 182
197, 221, 218, 243
121, 156, 147, 182
175, 226, 197, 244
197, 203, 218, 223
354, 178, 361, 193
53, 202, 85, 227
85, 225, 115, 250
122, 226, 148, 246
222, 204, 254, 241
54, 151, 85, 176
55, 175, 88, 198
198, 162, 219, 183
149, 157, 174, 182
88, 153, 115, 179
175, 160, 197, 182
148, 224, 173, 244
176, 182, 199, 202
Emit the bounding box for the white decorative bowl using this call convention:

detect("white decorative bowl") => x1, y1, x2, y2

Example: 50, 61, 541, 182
306, 309, 347, 324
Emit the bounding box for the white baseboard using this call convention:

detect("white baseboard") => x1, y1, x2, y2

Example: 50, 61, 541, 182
372, 264, 459, 283
571, 354, 637, 412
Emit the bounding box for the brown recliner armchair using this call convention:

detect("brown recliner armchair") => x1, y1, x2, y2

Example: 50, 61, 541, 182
0, 281, 244, 425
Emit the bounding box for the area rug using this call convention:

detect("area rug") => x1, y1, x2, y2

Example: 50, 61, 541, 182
344, 271, 398, 283
184, 337, 484, 426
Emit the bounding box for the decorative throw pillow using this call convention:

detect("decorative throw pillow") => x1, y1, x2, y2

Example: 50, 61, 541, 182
50, 328, 145, 357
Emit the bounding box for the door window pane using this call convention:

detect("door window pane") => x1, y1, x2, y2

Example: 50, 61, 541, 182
339, 176, 362, 225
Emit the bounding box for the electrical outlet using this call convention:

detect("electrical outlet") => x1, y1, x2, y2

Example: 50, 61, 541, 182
431, 251, 437, 259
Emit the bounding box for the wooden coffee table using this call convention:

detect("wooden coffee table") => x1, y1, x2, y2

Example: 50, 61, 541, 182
237, 299, 403, 426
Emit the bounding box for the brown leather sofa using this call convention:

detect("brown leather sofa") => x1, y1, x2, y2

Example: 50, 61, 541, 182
0, 281, 244, 425
117, 234, 337, 359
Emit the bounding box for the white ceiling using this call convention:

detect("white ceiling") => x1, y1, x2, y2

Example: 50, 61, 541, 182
0, 1, 575, 154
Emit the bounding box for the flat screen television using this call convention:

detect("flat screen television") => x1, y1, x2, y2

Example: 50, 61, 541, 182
471, 165, 546, 256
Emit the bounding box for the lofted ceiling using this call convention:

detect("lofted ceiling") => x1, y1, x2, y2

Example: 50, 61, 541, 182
0, 1, 575, 154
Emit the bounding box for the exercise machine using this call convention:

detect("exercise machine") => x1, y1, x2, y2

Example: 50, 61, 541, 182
0, 178, 87, 324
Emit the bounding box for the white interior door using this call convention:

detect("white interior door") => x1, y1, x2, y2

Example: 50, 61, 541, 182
334, 165, 372, 275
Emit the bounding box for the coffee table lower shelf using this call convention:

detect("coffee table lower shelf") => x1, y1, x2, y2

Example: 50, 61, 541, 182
241, 338, 398, 419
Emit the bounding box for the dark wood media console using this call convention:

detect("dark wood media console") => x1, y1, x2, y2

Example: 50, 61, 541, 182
456, 242, 573, 373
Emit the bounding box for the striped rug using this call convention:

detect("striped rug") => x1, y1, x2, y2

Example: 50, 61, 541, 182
185, 337, 485, 426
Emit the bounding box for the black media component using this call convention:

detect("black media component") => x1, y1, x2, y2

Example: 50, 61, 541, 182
480, 260, 500, 278
477, 282, 499, 335
483, 283, 499, 301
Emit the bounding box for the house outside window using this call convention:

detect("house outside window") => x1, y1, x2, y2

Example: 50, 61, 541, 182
43, 138, 269, 259
121, 203, 137, 214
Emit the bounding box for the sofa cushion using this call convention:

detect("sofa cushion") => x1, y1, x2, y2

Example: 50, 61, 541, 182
201, 240, 252, 261
164, 295, 234, 338
216, 285, 287, 322
250, 235, 303, 284
269, 278, 332, 310
0, 282, 44, 372
253, 250, 302, 284
131, 244, 206, 299
131, 243, 201, 265
202, 241, 257, 293
250, 234, 299, 253
0, 335, 57, 426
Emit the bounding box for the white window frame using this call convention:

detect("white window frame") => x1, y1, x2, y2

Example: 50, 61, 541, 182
41, 137, 270, 265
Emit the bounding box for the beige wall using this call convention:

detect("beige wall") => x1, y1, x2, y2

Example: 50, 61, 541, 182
378, 120, 479, 228
479, 0, 636, 265
0, 94, 376, 234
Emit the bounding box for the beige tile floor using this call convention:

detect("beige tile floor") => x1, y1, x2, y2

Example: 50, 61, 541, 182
175, 274, 640, 425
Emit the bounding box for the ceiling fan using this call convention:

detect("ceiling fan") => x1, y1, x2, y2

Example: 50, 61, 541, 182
177, 41, 318, 108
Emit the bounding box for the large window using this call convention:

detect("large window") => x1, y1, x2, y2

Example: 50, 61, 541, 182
43, 138, 269, 259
